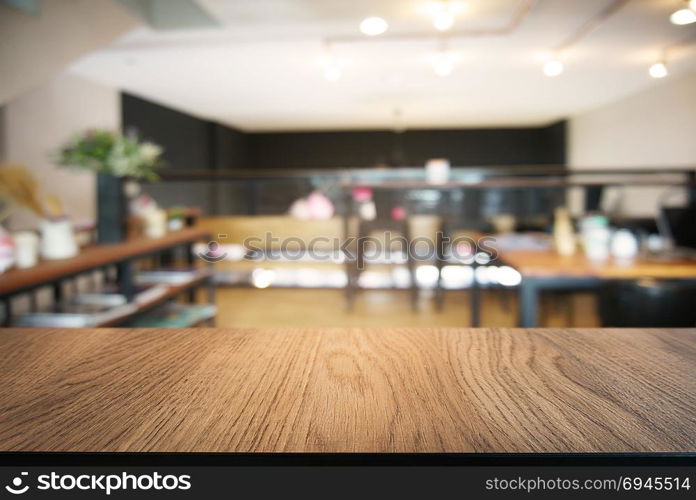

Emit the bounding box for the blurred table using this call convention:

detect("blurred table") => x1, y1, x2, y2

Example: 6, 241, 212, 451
499, 250, 696, 327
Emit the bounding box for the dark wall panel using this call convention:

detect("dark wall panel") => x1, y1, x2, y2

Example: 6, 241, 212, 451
247, 122, 566, 169
247, 130, 396, 169
213, 123, 247, 170
122, 93, 247, 171
121, 93, 566, 170
122, 93, 211, 170
403, 123, 566, 166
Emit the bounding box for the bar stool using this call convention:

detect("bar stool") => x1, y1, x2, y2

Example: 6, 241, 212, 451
345, 215, 419, 312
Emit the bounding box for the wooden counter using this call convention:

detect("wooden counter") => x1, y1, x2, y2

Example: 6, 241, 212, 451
1, 328, 694, 453
500, 249, 696, 279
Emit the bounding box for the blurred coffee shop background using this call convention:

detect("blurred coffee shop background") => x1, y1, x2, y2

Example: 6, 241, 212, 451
1, 0, 695, 329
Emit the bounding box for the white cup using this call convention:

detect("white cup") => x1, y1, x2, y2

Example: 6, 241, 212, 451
13, 231, 39, 268
425, 158, 450, 185
144, 209, 167, 238
40, 219, 78, 260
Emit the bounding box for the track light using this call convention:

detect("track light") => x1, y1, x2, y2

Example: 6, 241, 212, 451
432, 54, 454, 76
320, 44, 346, 82
433, 10, 455, 31
671, 8, 696, 24
649, 61, 668, 79
670, 0, 696, 24
427, 1, 466, 31
543, 58, 564, 77
430, 40, 456, 77
323, 66, 342, 82
360, 17, 388, 36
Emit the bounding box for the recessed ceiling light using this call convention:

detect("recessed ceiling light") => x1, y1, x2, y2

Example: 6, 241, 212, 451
360, 17, 388, 36
543, 59, 564, 77
424, 1, 466, 31
432, 53, 455, 76
324, 66, 342, 82
319, 44, 346, 82
670, 8, 696, 25
648, 62, 668, 79
433, 10, 455, 31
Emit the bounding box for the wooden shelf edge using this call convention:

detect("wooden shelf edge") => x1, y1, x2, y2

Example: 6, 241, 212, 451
96, 271, 213, 327
0, 228, 212, 297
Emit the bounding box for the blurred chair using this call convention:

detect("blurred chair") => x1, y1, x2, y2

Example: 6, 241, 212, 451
434, 213, 498, 315
346, 216, 418, 312
598, 279, 696, 327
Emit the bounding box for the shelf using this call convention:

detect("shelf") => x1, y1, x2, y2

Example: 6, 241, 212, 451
0, 227, 211, 297
126, 303, 217, 328
96, 270, 213, 327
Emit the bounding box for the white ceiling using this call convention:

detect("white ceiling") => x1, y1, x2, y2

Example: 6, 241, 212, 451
69, 0, 696, 131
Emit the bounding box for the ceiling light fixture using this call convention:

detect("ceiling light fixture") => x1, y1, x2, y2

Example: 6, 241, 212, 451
433, 10, 455, 31
648, 61, 668, 78
324, 66, 342, 82
431, 40, 455, 76
426, 1, 466, 31
320, 43, 346, 82
670, 8, 696, 24
670, 0, 696, 24
433, 55, 454, 76
360, 17, 388, 36
543, 58, 564, 77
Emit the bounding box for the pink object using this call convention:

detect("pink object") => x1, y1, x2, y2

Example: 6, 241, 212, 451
306, 191, 335, 220
352, 187, 373, 203
289, 191, 335, 220
289, 198, 311, 219
391, 205, 406, 221
0, 228, 14, 274
453, 242, 475, 258
129, 193, 157, 217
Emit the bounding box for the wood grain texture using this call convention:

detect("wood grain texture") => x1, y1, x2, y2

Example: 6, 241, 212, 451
0, 328, 694, 453
500, 250, 696, 279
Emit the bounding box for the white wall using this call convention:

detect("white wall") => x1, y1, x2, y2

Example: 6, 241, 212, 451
0, 0, 137, 105
569, 70, 696, 217
2, 72, 121, 230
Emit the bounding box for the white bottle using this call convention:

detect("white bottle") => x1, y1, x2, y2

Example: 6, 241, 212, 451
610, 229, 639, 260
580, 215, 610, 261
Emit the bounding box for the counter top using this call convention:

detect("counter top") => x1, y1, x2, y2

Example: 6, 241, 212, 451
500, 249, 696, 279
1, 328, 694, 453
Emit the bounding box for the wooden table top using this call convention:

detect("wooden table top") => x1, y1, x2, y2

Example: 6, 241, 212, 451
500, 249, 696, 279
1, 328, 694, 453
0, 227, 211, 296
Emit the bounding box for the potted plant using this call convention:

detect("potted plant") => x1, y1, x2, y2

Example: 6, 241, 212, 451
55, 129, 164, 243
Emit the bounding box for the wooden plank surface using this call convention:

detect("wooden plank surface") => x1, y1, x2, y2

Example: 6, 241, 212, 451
500, 249, 696, 279
0, 328, 694, 453
0, 227, 211, 296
